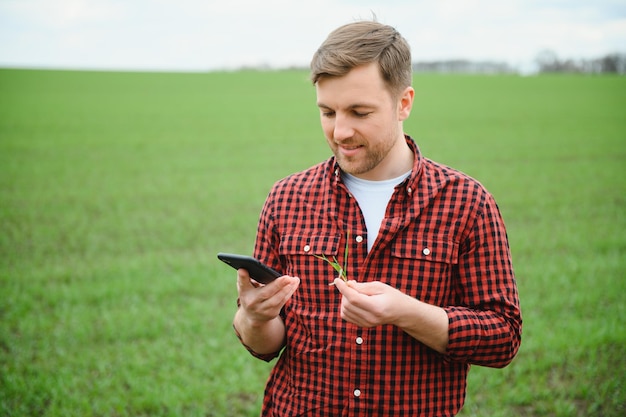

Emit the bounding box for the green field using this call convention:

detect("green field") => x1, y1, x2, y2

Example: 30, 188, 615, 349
1, 68, 625, 416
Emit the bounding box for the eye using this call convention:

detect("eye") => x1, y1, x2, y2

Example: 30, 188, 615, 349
322, 110, 335, 118
353, 111, 372, 118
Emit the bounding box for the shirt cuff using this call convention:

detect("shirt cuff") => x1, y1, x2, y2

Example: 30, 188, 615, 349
443, 306, 482, 362
232, 323, 282, 362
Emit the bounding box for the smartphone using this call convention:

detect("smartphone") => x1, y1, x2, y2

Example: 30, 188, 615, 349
217, 252, 282, 284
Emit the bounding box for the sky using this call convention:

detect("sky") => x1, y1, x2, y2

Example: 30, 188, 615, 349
1, 0, 625, 72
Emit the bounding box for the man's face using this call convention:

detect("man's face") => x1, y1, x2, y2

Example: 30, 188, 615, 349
315, 62, 413, 180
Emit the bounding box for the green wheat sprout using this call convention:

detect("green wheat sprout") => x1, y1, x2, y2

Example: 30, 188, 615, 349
314, 231, 350, 285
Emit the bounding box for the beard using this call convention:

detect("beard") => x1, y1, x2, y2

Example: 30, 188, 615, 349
331, 135, 396, 176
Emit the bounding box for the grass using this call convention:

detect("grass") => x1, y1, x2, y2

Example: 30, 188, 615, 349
1, 68, 625, 416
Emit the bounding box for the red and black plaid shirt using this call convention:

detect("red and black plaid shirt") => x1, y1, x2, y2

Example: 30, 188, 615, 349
242, 136, 521, 416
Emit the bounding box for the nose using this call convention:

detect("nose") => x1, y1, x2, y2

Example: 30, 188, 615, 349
333, 114, 354, 141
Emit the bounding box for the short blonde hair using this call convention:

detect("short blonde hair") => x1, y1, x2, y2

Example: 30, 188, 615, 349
310, 21, 412, 97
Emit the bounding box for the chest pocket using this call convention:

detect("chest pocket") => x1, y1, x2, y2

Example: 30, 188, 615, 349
279, 232, 341, 285
390, 235, 459, 305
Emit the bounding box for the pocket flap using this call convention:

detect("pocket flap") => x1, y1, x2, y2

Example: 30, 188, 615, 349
392, 236, 459, 264
279, 233, 340, 256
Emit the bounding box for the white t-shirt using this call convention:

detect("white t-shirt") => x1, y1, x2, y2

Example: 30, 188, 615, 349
342, 170, 411, 252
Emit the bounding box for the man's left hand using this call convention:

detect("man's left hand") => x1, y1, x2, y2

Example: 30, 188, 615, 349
333, 278, 404, 328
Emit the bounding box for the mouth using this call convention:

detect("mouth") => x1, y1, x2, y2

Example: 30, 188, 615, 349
337, 143, 364, 157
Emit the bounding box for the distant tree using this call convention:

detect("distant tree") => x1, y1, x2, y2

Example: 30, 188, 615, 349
535, 49, 560, 73
412, 50, 625, 75
412, 59, 515, 74
597, 53, 626, 73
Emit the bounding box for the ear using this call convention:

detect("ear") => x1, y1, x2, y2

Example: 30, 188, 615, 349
397, 86, 415, 121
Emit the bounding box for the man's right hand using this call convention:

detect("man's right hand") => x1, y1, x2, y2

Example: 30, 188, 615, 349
233, 269, 300, 355
237, 269, 300, 322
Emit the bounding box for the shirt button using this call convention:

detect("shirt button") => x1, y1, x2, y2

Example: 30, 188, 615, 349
355, 235, 364, 243
407, 187, 412, 194
356, 337, 363, 345
353, 389, 361, 397
303, 245, 311, 252
422, 247, 431, 256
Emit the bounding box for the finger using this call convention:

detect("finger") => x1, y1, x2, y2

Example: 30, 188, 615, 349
240, 275, 299, 320
336, 279, 379, 300
346, 280, 386, 296
339, 296, 372, 327
256, 276, 300, 306
334, 277, 361, 290
333, 277, 349, 293
236, 268, 254, 292
269, 276, 300, 300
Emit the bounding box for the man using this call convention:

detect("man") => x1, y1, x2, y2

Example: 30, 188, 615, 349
233, 20, 522, 416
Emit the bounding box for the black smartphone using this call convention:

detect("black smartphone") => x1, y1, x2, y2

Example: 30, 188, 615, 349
217, 252, 282, 284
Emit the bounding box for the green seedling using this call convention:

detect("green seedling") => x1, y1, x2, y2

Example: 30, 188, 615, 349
314, 231, 350, 285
